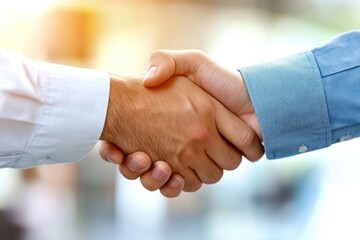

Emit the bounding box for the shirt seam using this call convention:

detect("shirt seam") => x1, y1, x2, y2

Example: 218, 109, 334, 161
305, 51, 332, 148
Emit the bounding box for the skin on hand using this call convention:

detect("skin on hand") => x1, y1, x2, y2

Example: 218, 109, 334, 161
143, 50, 263, 140
99, 141, 184, 198
99, 50, 265, 198
99, 74, 263, 192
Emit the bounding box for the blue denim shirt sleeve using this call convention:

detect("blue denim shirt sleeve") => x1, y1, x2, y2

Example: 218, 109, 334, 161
312, 31, 360, 145
239, 31, 360, 159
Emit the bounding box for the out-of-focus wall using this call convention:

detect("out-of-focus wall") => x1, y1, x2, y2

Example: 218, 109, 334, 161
0, 0, 359, 240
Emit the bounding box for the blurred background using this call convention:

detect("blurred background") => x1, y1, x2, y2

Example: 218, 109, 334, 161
0, 0, 360, 239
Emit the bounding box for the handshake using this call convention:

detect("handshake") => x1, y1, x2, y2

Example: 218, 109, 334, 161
98, 50, 264, 197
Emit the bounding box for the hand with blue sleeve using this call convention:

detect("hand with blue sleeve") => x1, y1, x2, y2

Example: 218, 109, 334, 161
141, 31, 360, 159
100, 31, 360, 197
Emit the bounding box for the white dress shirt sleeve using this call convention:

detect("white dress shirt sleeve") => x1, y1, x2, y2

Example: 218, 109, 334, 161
0, 49, 110, 168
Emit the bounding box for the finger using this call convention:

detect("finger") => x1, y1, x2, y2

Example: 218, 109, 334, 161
98, 141, 124, 165
159, 174, 185, 198
140, 161, 172, 191
119, 152, 152, 180
179, 168, 202, 192
184, 149, 224, 184
215, 102, 264, 162
143, 50, 205, 87
144, 50, 251, 118
205, 135, 243, 171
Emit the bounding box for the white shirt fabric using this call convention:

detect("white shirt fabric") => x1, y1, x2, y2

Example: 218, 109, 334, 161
0, 49, 110, 168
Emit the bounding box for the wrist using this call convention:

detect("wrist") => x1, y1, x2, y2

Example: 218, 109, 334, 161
237, 69, 262, 140
100, 74, 127, 142
236, 71, 254, 113
100, 74, 149, 153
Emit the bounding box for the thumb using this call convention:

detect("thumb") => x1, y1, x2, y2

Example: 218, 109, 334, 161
143, 50, 250, 116
143, 50, 204, 87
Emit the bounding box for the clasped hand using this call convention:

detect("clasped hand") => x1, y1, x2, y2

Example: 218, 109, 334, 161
99, 50, 264, 197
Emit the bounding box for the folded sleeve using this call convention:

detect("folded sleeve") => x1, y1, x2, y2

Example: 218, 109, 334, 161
312, 31, 360, 144
239, 52, 331, 159
0, 49, 110, 168
239, 30, 360, 159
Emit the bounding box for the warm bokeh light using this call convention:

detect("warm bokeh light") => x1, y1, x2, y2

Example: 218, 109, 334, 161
0, 1, 360, 240
0, 0, 54, 15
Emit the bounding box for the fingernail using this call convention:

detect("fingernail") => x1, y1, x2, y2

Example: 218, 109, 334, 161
168, 176, 182, 188
128, 158, 145, 172
105, 155, 116, 165
144, 66, 157, 81
107, 157, 117, 164
152, 167, 167, 180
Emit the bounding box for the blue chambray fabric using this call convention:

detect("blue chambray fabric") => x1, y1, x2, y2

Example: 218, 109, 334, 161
239, 31, 360, 159
313, 31, 360, 144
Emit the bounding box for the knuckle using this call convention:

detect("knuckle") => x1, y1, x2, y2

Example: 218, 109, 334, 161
237, 127, 257, 148
181, 171, 202, 192
196, 97, 215, 116
224, 156, 242, 171
151, 50, 174, 66
179, 148, 196, 163
150, 49, 166, 59
247, 148, 265, 162
191, 49, 206, 59
191, 125, 211, 142
183, 181, 202, 192
204, 167, 223, 184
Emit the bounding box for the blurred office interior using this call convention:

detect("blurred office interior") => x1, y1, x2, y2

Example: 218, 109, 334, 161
0, 0, 360, 239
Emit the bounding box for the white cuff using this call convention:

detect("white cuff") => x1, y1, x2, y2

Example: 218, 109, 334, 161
18, 62, 110, 168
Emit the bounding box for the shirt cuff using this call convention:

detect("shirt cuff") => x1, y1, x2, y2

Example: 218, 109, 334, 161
17, 62, 110, 168
239, 52, 331, 159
